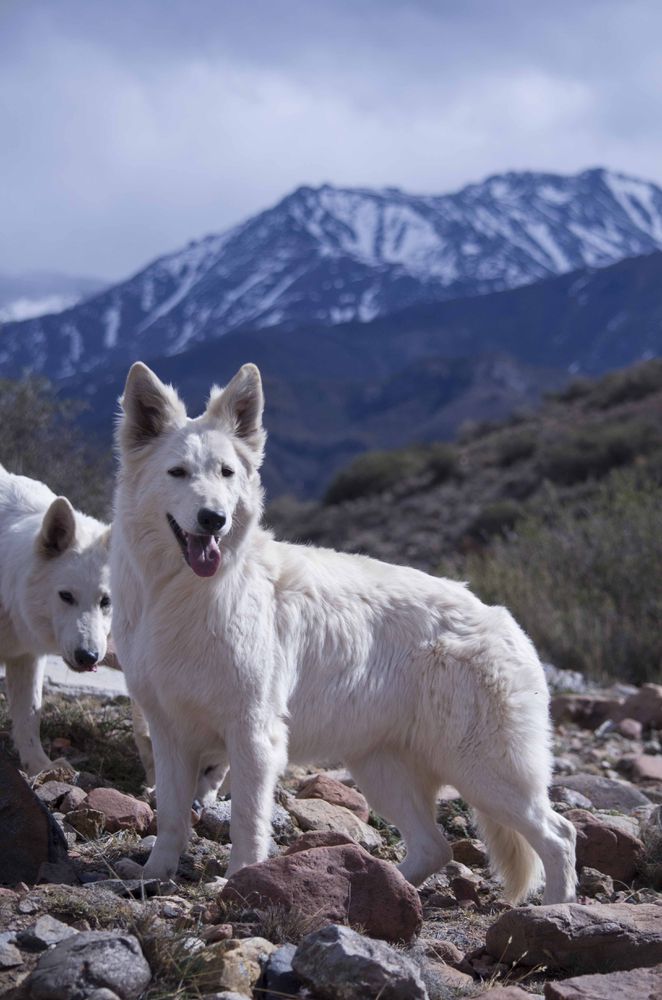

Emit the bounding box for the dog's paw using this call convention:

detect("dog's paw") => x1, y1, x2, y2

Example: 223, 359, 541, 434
114, 858, 146, 880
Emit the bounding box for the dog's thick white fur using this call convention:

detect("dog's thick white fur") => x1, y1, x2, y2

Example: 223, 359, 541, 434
0, 465, 111, 774
111, 362, 577, 903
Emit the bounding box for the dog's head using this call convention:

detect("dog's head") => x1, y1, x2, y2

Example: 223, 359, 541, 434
31, 498, 112, 671
116, 362, 265, 579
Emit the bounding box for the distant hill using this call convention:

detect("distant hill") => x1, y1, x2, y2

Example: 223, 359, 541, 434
2, 167, 662, 378
266, 358, 662, 573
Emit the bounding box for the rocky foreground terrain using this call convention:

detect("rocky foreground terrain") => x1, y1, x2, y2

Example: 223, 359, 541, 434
1, 668, 661, 1000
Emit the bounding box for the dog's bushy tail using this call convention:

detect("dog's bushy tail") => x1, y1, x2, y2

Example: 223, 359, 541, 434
474, 811, 544, 903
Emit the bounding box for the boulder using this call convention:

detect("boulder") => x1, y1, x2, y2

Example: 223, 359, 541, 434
485, 902, 662, 973
292, 923, 428, 999
617, 718, 643, 740
451, 838, 489, 866
284, 830, 357, 854
35, 781, 77, 808
632, 755, 662, 783
297, 774, 370, 823
610, 684, 662, 729
0, 751, 74, 886
85, 788, 153, 835
221, 843, 423, 943
28, 930, 151, 999
284, 797, 382, 850
551, 774, 650, 812
17, 915, 79, 951
544, 963, 662, 998
551, 694, 624, 729
567, 809, 644, 882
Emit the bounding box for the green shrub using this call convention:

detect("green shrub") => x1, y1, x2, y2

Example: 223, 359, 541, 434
538, 419, 660, 486
0, 377, 112, 518
442, 467, 662, 683
494, 428, 538, 467
548, 377, 594, 403
588, 359, 662, 409
324, 442, 458, 504
467, 499, 524, 542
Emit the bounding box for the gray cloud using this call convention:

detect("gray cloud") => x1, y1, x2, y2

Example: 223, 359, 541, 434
2, 0, 662, 279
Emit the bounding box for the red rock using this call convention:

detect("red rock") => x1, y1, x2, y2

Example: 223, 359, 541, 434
567, 808, 644, 882
220, 843, 422, 944
551, 694, 624, 729
617, 718, 643, 740
60, 787, 88, 814
632, 754, 662, 782
284, 830, 357, 854
544, 963, 662, 998
86, 788, 153, 835
452, 838, 489, 866
297, 773, 370, 823
611, 684, 662, 729
486, 903, 662, 973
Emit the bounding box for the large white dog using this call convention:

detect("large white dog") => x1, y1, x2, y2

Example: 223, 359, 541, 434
111, 362, 576, 903
0, 465, 111, 774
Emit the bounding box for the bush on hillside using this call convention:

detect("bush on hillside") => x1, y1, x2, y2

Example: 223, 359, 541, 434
587, 359, 662, 409
0, 377, 112, 519
537, 419, 660, 486
494, 428, 538, 467
324, 443, 458, 505
441, 467, 662, 684
466, 499, 524, 542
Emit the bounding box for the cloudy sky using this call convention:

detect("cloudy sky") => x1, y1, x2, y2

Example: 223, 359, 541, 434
2, 0, 662, 280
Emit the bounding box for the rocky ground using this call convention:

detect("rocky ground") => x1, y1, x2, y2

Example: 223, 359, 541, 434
1, 669, 661, 1000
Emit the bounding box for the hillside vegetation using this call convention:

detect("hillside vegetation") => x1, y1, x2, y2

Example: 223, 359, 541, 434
268, 359, 662, 683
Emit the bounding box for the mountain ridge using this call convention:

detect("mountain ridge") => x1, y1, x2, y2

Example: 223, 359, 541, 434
2, 166, 662, 378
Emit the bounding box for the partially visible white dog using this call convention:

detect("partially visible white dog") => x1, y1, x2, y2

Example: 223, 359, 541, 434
111, 362, 576, 903
0, 465, 111, 774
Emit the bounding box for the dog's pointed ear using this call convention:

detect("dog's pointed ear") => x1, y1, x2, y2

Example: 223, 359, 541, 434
37, 497, 76, 558
207, 364, 265, 461
119, 362, 186, 451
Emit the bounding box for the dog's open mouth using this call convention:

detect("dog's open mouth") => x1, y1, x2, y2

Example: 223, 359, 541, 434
167, 514, 222, 578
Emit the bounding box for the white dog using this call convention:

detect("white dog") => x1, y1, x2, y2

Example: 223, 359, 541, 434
0, 465, 111, 774
111, 362, 576, 903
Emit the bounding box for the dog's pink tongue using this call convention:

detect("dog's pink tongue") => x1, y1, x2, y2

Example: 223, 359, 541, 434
187, 534, 221, 578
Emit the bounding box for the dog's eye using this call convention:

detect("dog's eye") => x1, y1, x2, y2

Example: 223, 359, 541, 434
100, 594, 111, 610
168, 467, 187, 478
221, 466, 234, 478
58, 591, 75, 605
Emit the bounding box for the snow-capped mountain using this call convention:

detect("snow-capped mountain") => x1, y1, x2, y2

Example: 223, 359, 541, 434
2, 167, 662, 378
0, 271, 106, 324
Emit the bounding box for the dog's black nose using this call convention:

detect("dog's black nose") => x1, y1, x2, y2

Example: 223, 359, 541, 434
197, 508, 226, 534
74, 648, 99, 667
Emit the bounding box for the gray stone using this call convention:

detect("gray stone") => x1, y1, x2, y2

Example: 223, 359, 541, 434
197, 801, 232, 842
293, 923, 428, 999
28, 930, 152, 999
285, 797, 383, 850
264, 942, 302, 999
0, 939, 23, 969
17, 915, 79, 951
552, 774, 651, 812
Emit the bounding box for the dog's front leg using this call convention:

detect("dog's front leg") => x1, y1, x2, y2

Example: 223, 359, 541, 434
141, 721, 199, 880
225, 718, 287, 877
4, 654, 51, 775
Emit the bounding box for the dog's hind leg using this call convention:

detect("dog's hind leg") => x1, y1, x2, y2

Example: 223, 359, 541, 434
195, 760, 229, 807
347, 749, 451, 885
468, 787, 577, 904
5, 655, 51, 775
